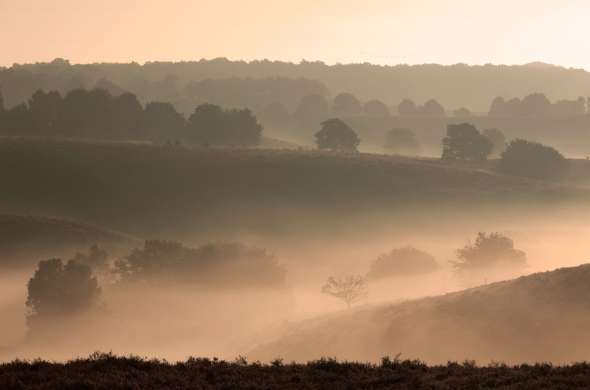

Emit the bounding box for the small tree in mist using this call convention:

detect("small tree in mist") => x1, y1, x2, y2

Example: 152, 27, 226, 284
322, 275, 368, 309
452, 232, 527, 274
26, 258, 101, 328
367, 247, 438, 280
315, 118, 360, 152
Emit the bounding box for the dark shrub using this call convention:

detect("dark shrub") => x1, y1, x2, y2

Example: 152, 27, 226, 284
315, 118, 360, 152
497, 139, 568, 179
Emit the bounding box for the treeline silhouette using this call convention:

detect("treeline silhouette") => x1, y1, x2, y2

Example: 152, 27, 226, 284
4, 57, 590, 112
0, 88, 261, 145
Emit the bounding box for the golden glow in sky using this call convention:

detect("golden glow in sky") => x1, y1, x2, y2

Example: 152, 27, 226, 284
1, 0, 588, 68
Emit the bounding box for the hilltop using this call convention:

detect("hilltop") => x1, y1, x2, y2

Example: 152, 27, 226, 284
251, 264, 590, 364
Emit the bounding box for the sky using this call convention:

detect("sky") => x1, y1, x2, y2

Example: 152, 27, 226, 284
1, 0, 589, 69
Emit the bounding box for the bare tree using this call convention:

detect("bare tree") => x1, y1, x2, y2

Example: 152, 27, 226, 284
321, 275, 368, 309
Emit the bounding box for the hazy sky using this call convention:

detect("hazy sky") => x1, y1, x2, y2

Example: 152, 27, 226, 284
1, 0, 588, 68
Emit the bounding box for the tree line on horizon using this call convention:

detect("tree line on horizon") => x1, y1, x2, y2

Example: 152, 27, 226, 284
4, 57, 590, 113
0, 88, 262, 146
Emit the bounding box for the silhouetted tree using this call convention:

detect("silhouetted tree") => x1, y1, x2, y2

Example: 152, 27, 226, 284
420, 99, 446, 117
322, 275, 368, 308
384, 128, 421, 155
497, 139, 568, 179
442, 123, 492, 162
332, 93, 362, 117
398, 99, 418, 116
363, 99, 390, 117
314, 118, 360, 152
187, 103, 262, 146
26, 258, 100, 327
482, 128, 506, 157
143, 101, 186, 142
367, 247, 438, 280
452, 232, 526, 273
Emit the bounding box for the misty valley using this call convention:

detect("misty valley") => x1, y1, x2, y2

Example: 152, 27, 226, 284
3, 56, 590, 388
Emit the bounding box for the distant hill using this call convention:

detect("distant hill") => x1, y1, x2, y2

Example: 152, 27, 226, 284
0, 215, 135, 269
3, 58, 590, 111
0, 138, 585, 237
251, 264, 590, 364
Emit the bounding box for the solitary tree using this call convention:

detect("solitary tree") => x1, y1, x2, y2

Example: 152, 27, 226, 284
452, 232, 527, 273
442, 123, 493, 163
322, 275, 368, 308
26, 258, 101, 328
315, 118, 360, 152
497, 139, 568, 179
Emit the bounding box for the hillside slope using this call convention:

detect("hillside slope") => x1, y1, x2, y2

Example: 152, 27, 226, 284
251, 264, 590, 364
0, 214, 135, 268
0, 139, 585, 236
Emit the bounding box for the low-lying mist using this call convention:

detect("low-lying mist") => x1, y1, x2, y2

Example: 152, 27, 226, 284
2, 203, 590, 364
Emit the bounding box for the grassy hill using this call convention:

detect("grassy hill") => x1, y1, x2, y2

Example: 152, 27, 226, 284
0, 214, 135, 269
0, 138, 585, 238
251, 264, 590, 364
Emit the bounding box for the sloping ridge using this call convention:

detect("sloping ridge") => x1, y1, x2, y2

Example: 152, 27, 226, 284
251, 264, 590, 364
0, 214, 136, 267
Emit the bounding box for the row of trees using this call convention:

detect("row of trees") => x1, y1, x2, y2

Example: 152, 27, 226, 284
323, 232, 527, 308
312, 119, 568, 181
25, 240, 285, 331
263, 92, 590, 133
442, 123, 568, 179
489, 94, 589, 117
0, 89, 262, 146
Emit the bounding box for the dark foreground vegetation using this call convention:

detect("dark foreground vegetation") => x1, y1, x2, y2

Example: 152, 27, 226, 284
2, 354, 590, 389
